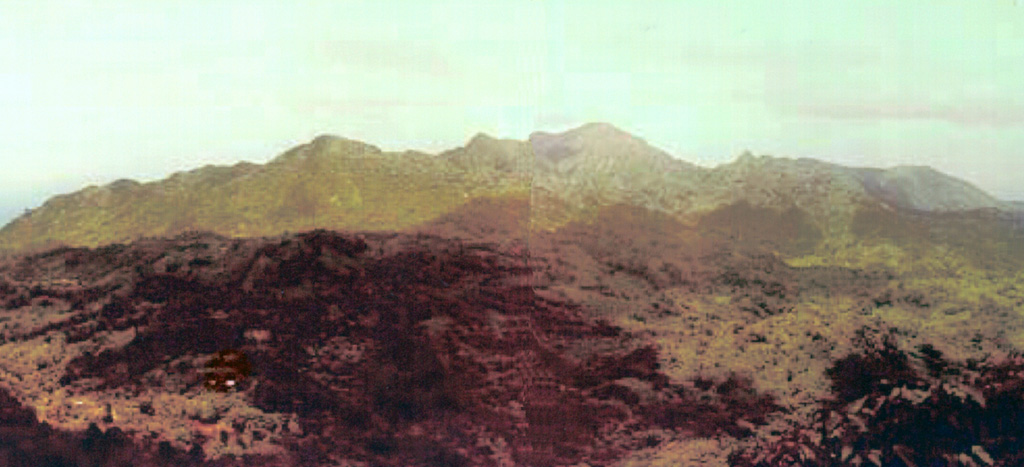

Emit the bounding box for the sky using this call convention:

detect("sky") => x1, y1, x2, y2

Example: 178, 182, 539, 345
1, 0, 1023, 225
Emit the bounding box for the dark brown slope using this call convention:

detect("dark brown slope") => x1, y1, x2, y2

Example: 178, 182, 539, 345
0, 230, 779, 467
2, 385, 164, 467
731, 333, 1024, 466
0, 384, 275, 467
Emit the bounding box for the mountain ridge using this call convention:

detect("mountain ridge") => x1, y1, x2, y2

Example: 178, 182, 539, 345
0, 122, 1013, 254
3, 125, 1024, 466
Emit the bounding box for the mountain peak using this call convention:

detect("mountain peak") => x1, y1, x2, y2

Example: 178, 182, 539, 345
735, 150, 757, 163
530, 122, 637, 143
889, 165, 938, 175
308, 134, 379, 151
310, 133, 343, 145
570, 121, 633, 137
459, 132, 531, 156
443, 132, 532, 173
466, 132, 499, 147
530, 123, 646, 163
854, 164, 1004, 212
271, 134, 381, 164
526, 122, 695, 177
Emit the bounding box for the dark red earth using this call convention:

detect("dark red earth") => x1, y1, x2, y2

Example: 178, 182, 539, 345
1, 230, 779, 466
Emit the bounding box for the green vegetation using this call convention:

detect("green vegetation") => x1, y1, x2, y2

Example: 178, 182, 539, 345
0, 136, 529, 254
1, 124, 1022, 465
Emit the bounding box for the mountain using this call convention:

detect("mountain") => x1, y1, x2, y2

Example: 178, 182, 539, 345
441, 132, 533, 175
850, 164, 1005, 212
529, 122, 693, 175
3, 124, 1024, 466
0, 135, 527, 254
526, 123, 704, 226
0, 123, 1013, 256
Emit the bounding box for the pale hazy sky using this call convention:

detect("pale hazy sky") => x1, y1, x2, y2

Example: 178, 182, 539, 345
2, 0, 1023, 225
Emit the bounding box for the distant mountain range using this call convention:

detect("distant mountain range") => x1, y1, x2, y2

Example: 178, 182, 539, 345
0, 123, 1014, 254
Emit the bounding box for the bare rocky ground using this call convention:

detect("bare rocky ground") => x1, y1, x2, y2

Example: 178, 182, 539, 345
4, 126, 1024, 466
3, 199, 1024, 466
0, 230, 778, 466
